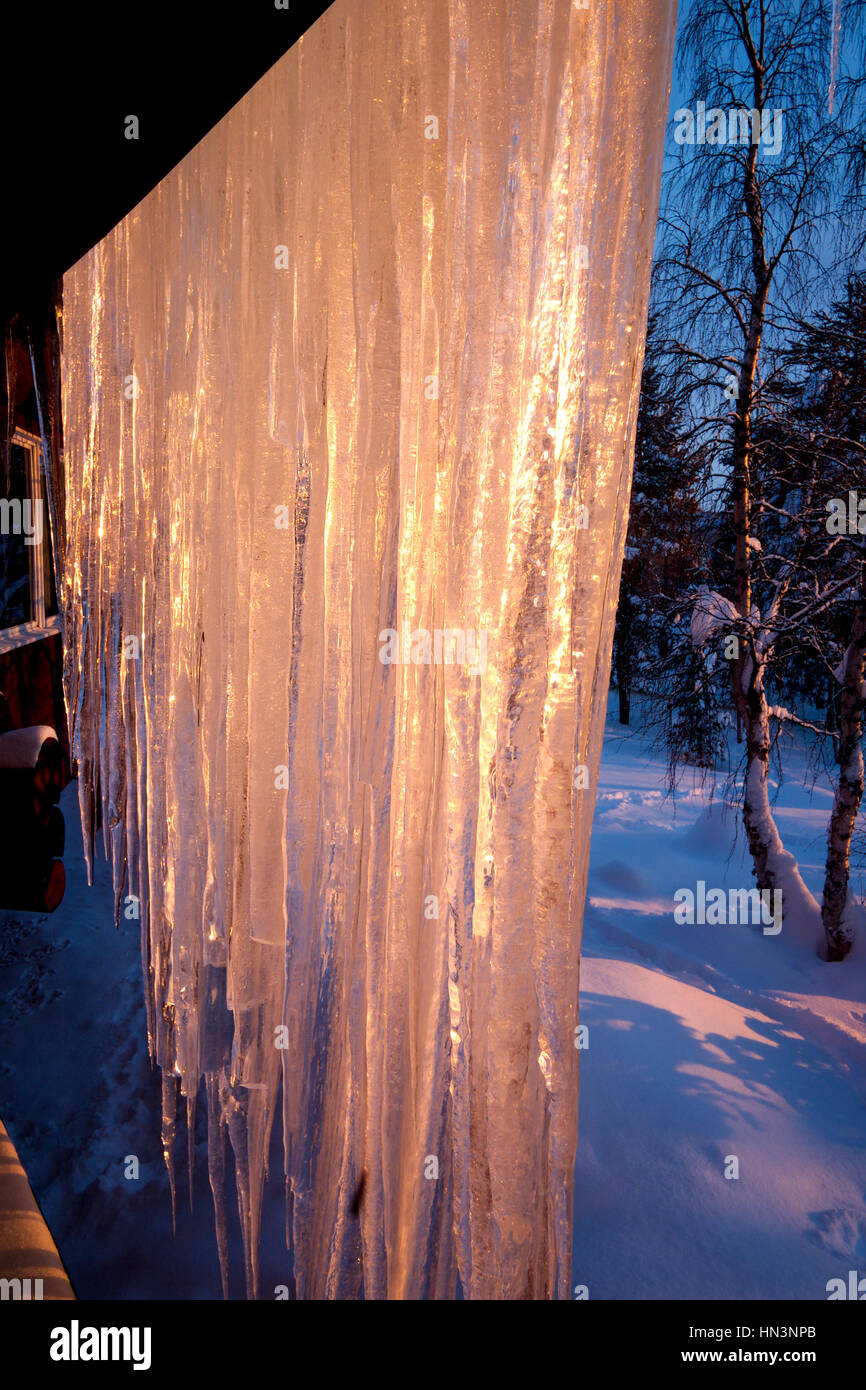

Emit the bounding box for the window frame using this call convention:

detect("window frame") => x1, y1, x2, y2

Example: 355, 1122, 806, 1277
0, 427, 60, 654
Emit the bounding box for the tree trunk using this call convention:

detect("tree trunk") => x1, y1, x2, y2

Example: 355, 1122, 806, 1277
616, 636, 631, 725
826, 669, 839, 748
730, 69, 778, 901
821, 569, 866, 960
741, 662, 780, 888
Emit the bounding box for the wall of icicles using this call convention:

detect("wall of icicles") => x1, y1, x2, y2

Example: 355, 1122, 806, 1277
60, 0, 676, 1299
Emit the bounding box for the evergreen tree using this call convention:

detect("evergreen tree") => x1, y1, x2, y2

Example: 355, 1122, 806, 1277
613, 315, 705, 728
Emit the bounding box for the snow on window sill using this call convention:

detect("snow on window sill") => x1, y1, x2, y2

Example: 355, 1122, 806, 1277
0, 613, 62, 656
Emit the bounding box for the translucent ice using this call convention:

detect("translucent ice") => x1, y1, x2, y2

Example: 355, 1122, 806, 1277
60, 0, 676, 1298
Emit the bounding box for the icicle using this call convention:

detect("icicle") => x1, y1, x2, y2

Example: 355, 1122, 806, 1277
186, 1093, 196, 1215
161, 1071, 178, 1237
829, 0, 843, 114
222, 1076, 256, 1300
60, 0, 676, 1299
205, 1075, 230, 1300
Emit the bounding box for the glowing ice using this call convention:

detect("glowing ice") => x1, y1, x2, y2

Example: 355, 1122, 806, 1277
60, 0, 675, 1298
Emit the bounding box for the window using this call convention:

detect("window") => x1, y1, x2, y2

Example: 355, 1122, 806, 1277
0, 427, 59, 651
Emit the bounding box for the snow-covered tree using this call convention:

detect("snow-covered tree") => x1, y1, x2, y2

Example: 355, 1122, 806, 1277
786, 277, 866, 957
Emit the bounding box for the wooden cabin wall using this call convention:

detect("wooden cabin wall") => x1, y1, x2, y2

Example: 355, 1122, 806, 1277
1, 289, 70, 774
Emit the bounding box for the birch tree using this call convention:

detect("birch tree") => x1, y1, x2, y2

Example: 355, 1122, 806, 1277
655, 0, 866, 942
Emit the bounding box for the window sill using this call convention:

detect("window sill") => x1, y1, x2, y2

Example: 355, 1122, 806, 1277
0, 613, 62, 657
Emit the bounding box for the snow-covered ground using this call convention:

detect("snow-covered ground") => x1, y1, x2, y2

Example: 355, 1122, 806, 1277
0, 787, 272, 1298
574, 711, 866, 1299
1, 704, 864, 1298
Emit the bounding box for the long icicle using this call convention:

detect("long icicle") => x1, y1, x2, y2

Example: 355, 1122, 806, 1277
60, 0, 677, 1299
